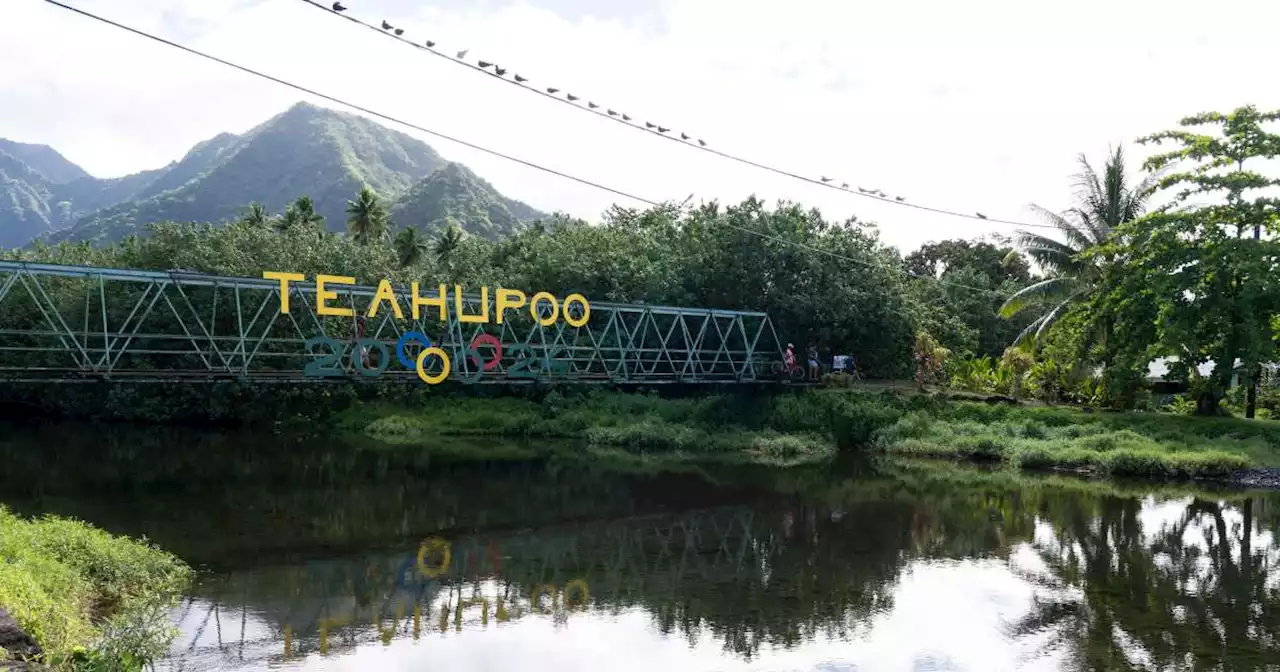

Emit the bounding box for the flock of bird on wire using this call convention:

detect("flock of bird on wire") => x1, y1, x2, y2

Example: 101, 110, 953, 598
326, 1, 993, 220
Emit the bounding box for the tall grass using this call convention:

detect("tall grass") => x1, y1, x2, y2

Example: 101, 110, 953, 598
0, 506, 193, 670
351, 388, 1279, 478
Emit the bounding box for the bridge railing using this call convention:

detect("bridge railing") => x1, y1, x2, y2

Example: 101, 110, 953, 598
0, 261, 787, 384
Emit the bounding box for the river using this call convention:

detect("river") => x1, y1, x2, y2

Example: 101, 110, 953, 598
1, 421, 1278, 671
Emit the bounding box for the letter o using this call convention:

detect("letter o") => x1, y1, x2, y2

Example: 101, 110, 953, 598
528, 292, 559, 327
562, 294, 590, 328
563, 579, 589, 611
531, 584, 558, 613
417, 537, 452, 578
416, 347, 451, 385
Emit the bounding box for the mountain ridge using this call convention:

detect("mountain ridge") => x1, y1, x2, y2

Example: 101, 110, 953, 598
1, 101, 546, 247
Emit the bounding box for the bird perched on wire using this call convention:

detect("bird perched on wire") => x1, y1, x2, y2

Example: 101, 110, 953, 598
657, 126, 669, 133
588, 102, 599, 109
976, 212, 988, 219
514, 74, 528, 83
478, 61, 493, 68
381, 20, 393, 30
681, 133, 690, 140
895, 196, 905, 202
607, 109, 618, 116
697, 139, 706, 146
820, 176, 832, 183
495, 67, 507, 76
332, 2, 346, 11
567, 94, 580, 101
623, 114, 632, 121
841, 182, 849, 189
546, 87, 559, 94
456, 49, 469, 58
425, 40, 435, 47
394, 28, 404, 36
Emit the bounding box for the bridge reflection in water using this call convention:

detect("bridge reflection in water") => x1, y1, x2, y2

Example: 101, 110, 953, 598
161, 506, 764, 670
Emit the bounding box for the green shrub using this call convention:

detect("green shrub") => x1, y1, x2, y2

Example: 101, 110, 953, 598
0, 507, 193, 669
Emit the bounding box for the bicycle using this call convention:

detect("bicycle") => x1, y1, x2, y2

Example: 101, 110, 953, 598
770, 360, 807, 381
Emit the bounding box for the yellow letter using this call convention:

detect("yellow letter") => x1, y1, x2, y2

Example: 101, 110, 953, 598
316, 274, 355, 317
411, 282, 448, 321
495, 288, 527, 323
263, 271, 305, 314
529, 292, 559, 326
562, 293, 590, 328
367, 279, 404, 320
455, 285, 490, 324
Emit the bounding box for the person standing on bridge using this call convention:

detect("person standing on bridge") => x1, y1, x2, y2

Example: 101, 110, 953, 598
784, 343, 796, 374
806, 344, 820, 381
354, 315, 371, 370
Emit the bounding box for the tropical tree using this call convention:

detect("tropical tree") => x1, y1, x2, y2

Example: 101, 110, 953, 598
278, 196, 325, 233
1108, 105, 1280, 415
999, 146, 1161, 346
346, 187, 389, 245
238, 202, 271, 228
434, 219, 465, 267
393, 226, 429, 268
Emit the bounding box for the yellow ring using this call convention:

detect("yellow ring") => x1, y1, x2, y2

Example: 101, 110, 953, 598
562, 294, 590, 328
563, 578, 590, 611
415, 347, 451, 385
417, 537, 452, 578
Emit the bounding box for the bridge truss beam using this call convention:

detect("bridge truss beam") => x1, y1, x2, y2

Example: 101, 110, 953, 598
0, 262, 786, 384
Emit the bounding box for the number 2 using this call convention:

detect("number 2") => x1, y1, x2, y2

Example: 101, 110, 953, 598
304, 336, 346, 378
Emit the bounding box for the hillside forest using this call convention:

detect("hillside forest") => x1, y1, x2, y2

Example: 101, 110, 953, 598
2, 103, 1279, 418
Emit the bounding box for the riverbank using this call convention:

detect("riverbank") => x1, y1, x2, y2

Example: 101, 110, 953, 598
0, 507, 192, 671
346, 389, 1280, 481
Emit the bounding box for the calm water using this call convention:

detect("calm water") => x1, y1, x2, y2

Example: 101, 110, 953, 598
1, 422, 1279, 672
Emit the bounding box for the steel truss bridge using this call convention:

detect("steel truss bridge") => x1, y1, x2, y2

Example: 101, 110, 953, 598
160, 506, 773, 670
0, 261, 788, 384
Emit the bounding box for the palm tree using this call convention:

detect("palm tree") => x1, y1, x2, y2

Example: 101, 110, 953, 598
999, 146, 1160, 345
239, 202, 271, 228
394, 226, 429, 268
434, 220, 465, 267
277, 196, 325, 233
346, 187, 389, 245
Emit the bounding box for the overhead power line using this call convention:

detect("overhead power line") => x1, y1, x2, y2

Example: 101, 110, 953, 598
37, 0, 1012, 297
299, 0, 1057, 232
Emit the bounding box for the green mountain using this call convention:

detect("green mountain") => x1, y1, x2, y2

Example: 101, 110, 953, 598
0, 139, 91, 184
388, 162, 533, 238
0, 101, 545, 248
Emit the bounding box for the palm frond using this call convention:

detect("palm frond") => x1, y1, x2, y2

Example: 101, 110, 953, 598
999, 277, 1079, 318
1027, 204, 1095, 252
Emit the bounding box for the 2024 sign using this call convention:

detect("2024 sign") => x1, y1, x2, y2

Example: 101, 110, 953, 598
303, 331, 570, 384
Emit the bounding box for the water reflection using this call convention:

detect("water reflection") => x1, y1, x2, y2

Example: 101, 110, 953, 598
0, 422, 1278, 671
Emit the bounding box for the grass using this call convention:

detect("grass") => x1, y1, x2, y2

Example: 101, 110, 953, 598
345, 388, 1280, 479
0, 506, 193, 671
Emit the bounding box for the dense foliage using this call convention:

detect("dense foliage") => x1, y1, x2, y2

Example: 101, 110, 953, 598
4, 102, 1279, 419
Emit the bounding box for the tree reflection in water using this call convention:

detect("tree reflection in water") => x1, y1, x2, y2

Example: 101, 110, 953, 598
1, 423, 1278, 669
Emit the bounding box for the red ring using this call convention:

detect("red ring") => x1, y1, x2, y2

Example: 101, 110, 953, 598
469, 333, 504, 371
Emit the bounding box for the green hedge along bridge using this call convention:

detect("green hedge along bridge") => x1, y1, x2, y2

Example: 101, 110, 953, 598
0, 261, 793, 385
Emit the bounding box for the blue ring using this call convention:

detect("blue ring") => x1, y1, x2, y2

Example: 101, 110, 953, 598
396, 331, 433, 370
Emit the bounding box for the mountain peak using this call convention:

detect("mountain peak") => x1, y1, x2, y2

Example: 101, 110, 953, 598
0, 139, 92, 183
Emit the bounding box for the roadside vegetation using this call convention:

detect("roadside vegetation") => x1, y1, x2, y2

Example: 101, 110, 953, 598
0, 507, 192, 671
349, 388, 1274, 478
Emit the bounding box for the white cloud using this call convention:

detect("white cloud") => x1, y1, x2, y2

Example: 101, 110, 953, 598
2, 0, 1278, 253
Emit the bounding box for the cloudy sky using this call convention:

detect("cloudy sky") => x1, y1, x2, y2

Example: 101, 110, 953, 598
3, 0, 1278, 253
